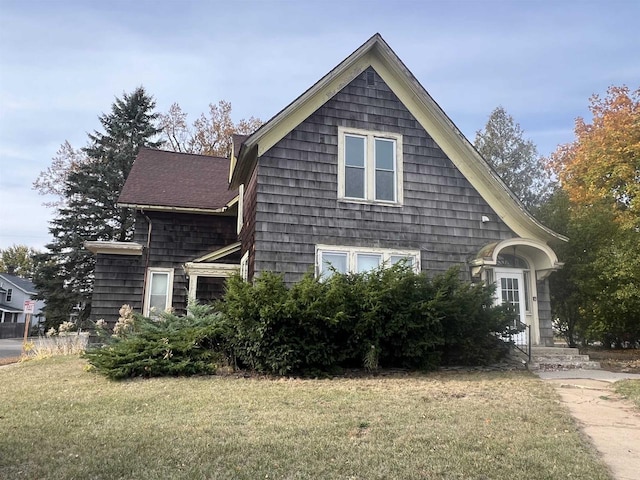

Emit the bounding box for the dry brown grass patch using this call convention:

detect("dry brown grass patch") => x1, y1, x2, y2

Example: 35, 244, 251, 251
0, 356, 612, 480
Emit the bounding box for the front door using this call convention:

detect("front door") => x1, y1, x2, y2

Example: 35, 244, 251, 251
494, 268, 528, 346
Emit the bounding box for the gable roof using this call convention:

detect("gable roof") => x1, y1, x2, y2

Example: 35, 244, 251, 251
119, 148, 238, 213
232, 134, 249, 158
230, 33, 566, 244
0, 273, 36, 294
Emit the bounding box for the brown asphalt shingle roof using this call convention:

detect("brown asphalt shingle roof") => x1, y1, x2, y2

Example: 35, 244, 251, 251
232, 134, 249, 158
118, 148, 237, 211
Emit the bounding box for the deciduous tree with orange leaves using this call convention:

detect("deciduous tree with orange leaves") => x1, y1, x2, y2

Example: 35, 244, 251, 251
542, 85, 640, 347
548, 86, 640, 229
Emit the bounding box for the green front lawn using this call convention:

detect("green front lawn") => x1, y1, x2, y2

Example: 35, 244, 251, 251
0, 357, 611, 479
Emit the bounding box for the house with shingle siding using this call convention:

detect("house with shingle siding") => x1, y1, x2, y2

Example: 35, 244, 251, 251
88, 34, 565, 346
0, 273, 45, 337
86, 149, 240, 322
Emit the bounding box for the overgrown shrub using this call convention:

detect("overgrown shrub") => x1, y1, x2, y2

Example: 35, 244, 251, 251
86, 266, 517, 379
435, 270, 514, 365
360, 265, 444, 369
219, 272, 350, 375
83, 303, 231, 380
219, 265, 515, 375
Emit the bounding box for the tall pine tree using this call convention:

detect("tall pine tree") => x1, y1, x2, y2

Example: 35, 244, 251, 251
474, 106, 551, 210
35, 87, 162, 327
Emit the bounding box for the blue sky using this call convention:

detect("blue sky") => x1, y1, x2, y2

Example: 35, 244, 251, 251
0, 0, 638, 250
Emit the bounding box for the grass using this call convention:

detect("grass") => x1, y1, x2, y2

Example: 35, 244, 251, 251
0, 357, 611, 480
615, 380, 640, 409
27, 332, 90, 356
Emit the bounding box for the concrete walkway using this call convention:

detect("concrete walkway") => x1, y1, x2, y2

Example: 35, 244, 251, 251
535, 370, 640, 480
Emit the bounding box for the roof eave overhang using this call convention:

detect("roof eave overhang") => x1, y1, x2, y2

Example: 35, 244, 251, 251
184, 262, 239, 278
192, 242, 242, 263
229, 35, 383, 189
118, 196, 239, 215
229, 34, 566, 244
0, 305, 24, 313
368, 43, 567, 244
84, 241, 144, 256
0, 275, 36, 295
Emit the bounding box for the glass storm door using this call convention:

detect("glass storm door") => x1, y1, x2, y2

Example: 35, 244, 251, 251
494, 269, 527, 345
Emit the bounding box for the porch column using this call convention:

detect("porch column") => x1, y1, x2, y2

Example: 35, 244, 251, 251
188, 274, 199, 303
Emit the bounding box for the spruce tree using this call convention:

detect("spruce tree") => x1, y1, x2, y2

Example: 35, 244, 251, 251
474, 106, 551, 210
34, 87, 162, 327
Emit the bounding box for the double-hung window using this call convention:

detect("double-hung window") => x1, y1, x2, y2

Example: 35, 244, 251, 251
338, 127, 403, 204
144, 268, 174, 317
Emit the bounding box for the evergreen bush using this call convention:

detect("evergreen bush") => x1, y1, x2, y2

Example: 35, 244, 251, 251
219, 265, 515, 375
435, 270, 514, 365
83, 303, 230, 380
85, 266, 517, 379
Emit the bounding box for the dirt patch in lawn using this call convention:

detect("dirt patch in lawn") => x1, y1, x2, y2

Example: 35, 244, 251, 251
0, 356, 21, 366
584, 348, 640, 374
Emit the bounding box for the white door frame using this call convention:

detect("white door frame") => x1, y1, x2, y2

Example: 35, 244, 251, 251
494, 268, 528, 346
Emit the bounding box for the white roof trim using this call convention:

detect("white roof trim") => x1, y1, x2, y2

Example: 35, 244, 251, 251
0, 305, 23, 313
231, 33, 566, 244
117, 196, 238, 215
192, 242, 241, 263
184, 262, 239, 278
470, 238, 562, 272
84, 241, 144, 256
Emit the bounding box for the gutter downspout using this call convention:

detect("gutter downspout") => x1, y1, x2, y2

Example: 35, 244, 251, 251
141, 210, 153, 313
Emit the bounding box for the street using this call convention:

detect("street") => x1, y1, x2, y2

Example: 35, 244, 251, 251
0, 338, 25, 360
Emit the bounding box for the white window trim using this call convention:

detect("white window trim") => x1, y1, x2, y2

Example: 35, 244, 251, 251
143, 268, 174, 317
237, 183, 244, 235
337, 126, 403, 205
316, 244, 420, 277
6, 288, 12, 302
240, 251, 249, 281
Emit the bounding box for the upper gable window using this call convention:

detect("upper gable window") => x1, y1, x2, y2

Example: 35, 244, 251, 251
338, 127, 403, 205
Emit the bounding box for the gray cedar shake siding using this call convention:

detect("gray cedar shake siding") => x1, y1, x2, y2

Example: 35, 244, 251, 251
133, 211, 238, 314
240, 167, 259, 282
536, 279, 553, 346
91, 210, 238, 324
91, 255, 144, 323
250, 67, 517, 284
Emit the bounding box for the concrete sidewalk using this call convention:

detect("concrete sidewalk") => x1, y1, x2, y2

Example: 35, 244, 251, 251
536, 369, 640, 480
537, 369, 640, 382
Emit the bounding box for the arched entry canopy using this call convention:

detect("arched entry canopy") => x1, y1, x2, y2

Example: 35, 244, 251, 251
470, 238, 563, 280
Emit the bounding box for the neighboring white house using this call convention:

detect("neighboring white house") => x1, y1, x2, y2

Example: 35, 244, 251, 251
0, 273, 45, 326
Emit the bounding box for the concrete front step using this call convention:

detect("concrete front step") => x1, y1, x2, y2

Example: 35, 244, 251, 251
534, 355, 592, 362
530, 361, 602, 371
532, 347, 581, 355
529, 346, 601, 371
